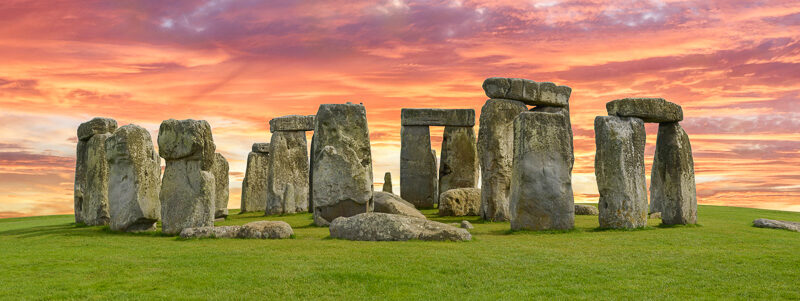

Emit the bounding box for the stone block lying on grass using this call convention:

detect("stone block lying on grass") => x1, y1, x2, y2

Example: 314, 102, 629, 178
438, 188, 481, 217
329, 213, 471, 241
574, 204, 599, 216
179, 221, 294, 239
753, 219, 800, 232
372, 191, 425, 219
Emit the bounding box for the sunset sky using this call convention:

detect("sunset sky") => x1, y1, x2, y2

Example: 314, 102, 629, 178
1, 0, 799, 218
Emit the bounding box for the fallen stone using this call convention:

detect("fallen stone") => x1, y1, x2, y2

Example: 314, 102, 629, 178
606, 98, 683, 123
574, 204, 599, 216
753, 219, 800, 232
401, 108, 475, 127
329, 213, 471, 241
252, 142, 271, 153
311, 103, 373, 226
438, 188, 481, 217
240, 147, 269, 213
78, 117, 117, 141
400, 125, 437, 208
105, 124, 161, 232
482, 77, 571, 107
510, 112, 574, 231
477, 98, 528, 221
269, 115, 315, 133
212, 153, 229, 219
595, 116, 648, 229
239, 221, 294, 239
267, 131, 309, 214
651, 122, 697, 225
460, 220, 474, 229
649, 212, 662, 219
372, 191, 425, 219
179, 226, 241, 239
382, 172, 392, 193
157, 119, 216, 170
439, 126, 479, 196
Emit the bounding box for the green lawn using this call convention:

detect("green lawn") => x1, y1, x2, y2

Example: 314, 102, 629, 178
1, 205, 798, 300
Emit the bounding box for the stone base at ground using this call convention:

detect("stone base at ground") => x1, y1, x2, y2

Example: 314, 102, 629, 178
574, 204, 599, 215
179, 221, 294, 238
329, 213, 471, 241
180, 226, 242, 238
438, 188, 481, 216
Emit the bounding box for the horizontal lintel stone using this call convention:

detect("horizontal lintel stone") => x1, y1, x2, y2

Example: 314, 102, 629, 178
269, 115, 315, 132
401, 108, 475, 127
252, 143, 270, 153
606, 98, 683, 123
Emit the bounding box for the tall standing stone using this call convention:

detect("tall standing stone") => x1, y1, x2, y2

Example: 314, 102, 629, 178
105, 124, 161, 232
241, 143, 270, 213
594, 116, 648, 229
312, 103, 373, 226
212, 153, 229, 219
651, 122, 697, 225
267, 131, 309, 215
509, 112, 574, 231
74, 117, 117, 225
477, 98, 527, 221
430, 149, 439, 206
158, 119, 216, 235
382, 172, 393, 193
308, 134, 316, 213
438, 126, 479, 197
400, 125, 437, 208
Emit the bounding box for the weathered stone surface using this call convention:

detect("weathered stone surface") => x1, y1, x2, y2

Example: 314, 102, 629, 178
78, 117, 117, 141
252, 142, 270, 153
482, 78, 571, 107
510, 112, 574, 231
400, 125, 437, 208
267, 131, 309, 215
460, 220, 474, 229
430, 149, 439, 205
212, 153, 229, 218
439, 126, 479, 196
80, 132, 113, 226
372, 191, 425, 219
530, 105, 574, 168
105, 124, 161, 232
595, 116, 648, 229
311, 103, 373, 226
477, 98, 528, 222
438, 188, 481, 217
74, 140, 87, 224
606, 98, 683, 123
240, 150, 269, 213
329, 213, 471, 241
157, 119, 216, 170
649, 212, 662, 219
239, 221, 294, 239
651, 122, 697, 225
179, 226, 241, 239
269, 115, 315, 133
308, 133, 316, 213
753, 218, 800, 232
401, 108, 475, 127
382, 172, 392, 193
574, 204, 599, 216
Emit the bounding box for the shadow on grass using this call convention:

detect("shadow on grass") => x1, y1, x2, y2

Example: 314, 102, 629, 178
656, 223, 703, 229
500, 228, 583, 235
0, 223, 97, 238
589, 226, 657, 232
100, 226, 171, 237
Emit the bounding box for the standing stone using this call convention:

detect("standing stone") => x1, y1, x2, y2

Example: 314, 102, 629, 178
651, 122, 697, 225
312, 103, 373, 226
308, 133, 316, 213
105, 124, 161, 232
75, 118, 116, 225
430, 149, 439, 206
400, 125, 437, 208
212, 153, 229, 219
594, 116, 648, 229
477, 98, 528, 221
439, 126, 479, 197
382, 172, 393, 193
158, 119, 216, 235
509, 112, 574, 231
267, 131, 309, 215
241, 143, 270, 213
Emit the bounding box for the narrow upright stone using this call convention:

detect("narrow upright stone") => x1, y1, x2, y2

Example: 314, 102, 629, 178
105, 124, 161, 232
311, 103, 373, 226
606, 98, 683, 123
477, 98, 527, 221
430, 149, 439, 206
651, 122, 697, 225
400, 125, 437, 208
382, 172, 393, 193
594, 116, 648, 229
267, 131, 309, 214
509, 112, 574, 231
438, 126, 479, 196
241, 143, 270, 213
75, 117, 117, 225
212, 153, 229, 219
158, 119, 216, 235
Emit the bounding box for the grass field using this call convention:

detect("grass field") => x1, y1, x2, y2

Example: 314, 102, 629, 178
1, 205, 799, 300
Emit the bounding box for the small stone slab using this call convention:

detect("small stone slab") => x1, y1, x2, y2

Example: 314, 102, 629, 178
482, 77, 571, 107
252, 143, 270, 153
238, 221, 294, 239
753, 218, 800, 232
438, 188, 481, 217
574, 204, 599, 215
180, 226, 241, 238
606, 98, 683, 123
78, 117, 117, 141
372, 191, 425, 219
329, 213, 471, 241
401, 108, 475, 127
269, 115, 315, 132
